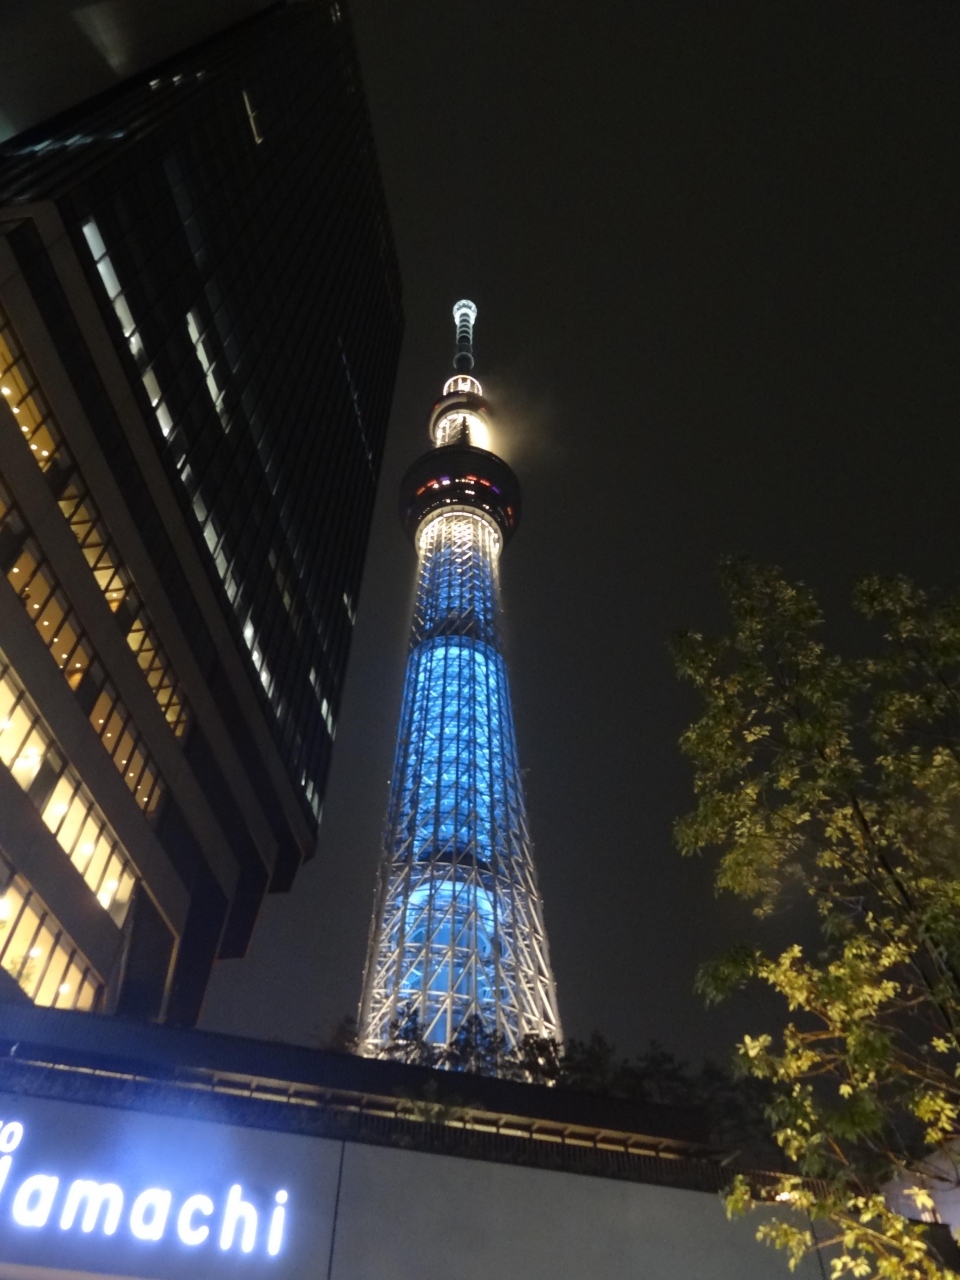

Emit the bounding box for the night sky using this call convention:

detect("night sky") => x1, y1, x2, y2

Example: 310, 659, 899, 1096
203, 0, 960, 1065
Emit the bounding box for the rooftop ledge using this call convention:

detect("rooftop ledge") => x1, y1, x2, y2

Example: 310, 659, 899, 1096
0, 1004, 776, 1196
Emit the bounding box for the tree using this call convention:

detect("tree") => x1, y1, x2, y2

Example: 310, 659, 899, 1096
441, 1013, 507, 1075
505, 1032, 566, 1086
382, 1004, 439, 1067
327, 1015, 359, 1054
559, 1032, 777, 1160
673, 559, 960, 1279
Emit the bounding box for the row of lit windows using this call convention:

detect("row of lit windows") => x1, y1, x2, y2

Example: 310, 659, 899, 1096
0, 845, 102, 1011
81, 217, 331, 821
82, 222, 286, 715
75, 88, 389, 827
104, 196, 355, 766
0, 650, 138, 927
56, 474, 191, 738
0, 320, 191, 738
1, 526, 89, 687
0, 480, 164, 818
87, 675, 164, 818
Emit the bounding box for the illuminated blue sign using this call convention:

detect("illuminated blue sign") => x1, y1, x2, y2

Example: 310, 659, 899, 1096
0, 1116, 285, 1255
0, 1090, 340, 1278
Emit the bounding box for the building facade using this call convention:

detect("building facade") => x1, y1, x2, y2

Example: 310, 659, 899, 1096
0, 2, 402, 1024
359, 303, 560, 1057
1, 0, 277, 145
0, 1004, 829, 1280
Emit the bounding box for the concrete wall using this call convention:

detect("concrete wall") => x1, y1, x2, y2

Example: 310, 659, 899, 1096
331, 1141, 821, 1280
1, 0, 275, 143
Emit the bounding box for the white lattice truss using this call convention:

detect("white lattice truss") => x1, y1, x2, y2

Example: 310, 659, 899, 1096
359, 510, 561, 1056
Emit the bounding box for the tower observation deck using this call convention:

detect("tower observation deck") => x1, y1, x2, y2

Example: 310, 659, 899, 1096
358, 302, 561, 1061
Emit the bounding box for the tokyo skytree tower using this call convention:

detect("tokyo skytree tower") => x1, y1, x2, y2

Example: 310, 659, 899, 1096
358, 301, 561, 1059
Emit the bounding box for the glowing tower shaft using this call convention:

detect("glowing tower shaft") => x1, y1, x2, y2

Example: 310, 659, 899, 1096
359, 302, 561, 1056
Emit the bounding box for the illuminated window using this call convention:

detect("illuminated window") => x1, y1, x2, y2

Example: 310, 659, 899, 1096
0, 651, 139, 925
79, 221, 292, 743
441, 375, 483, 397
0, 481, 165, 819
87, 676, 163, 817
432, 409, 489, 451
0, 314, 191, 740
78, 220, 327, 820
242, 89, 264, 146
0, 847, 102, 1010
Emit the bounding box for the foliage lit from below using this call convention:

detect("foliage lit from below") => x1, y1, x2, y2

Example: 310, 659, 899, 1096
673, 560, 960, 1279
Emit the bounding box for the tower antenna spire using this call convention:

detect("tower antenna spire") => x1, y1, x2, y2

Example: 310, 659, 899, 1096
452, 299, 477, 371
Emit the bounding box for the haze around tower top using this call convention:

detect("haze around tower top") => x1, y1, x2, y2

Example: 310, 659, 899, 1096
472, 372, 558, 473
441, 298, 554, 468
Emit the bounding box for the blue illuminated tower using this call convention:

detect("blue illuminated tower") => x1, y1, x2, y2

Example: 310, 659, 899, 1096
358, 302, 561, 1059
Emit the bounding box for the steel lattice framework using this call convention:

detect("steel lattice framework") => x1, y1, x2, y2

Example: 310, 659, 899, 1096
358, 303, 561, 1060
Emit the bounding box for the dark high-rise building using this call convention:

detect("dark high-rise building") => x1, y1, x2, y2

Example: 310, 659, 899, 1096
0, 2, 402, 1024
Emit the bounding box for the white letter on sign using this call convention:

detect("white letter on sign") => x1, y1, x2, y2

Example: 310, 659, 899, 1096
130, 1187, 172, 1241
12, 1175, 59, 1228
268, 1189, 288, 1257
60, 1180, 124, 1235
220, 1184, 257, 1253
0, 1123, 23, 1152
178, 1193, 214, 1246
